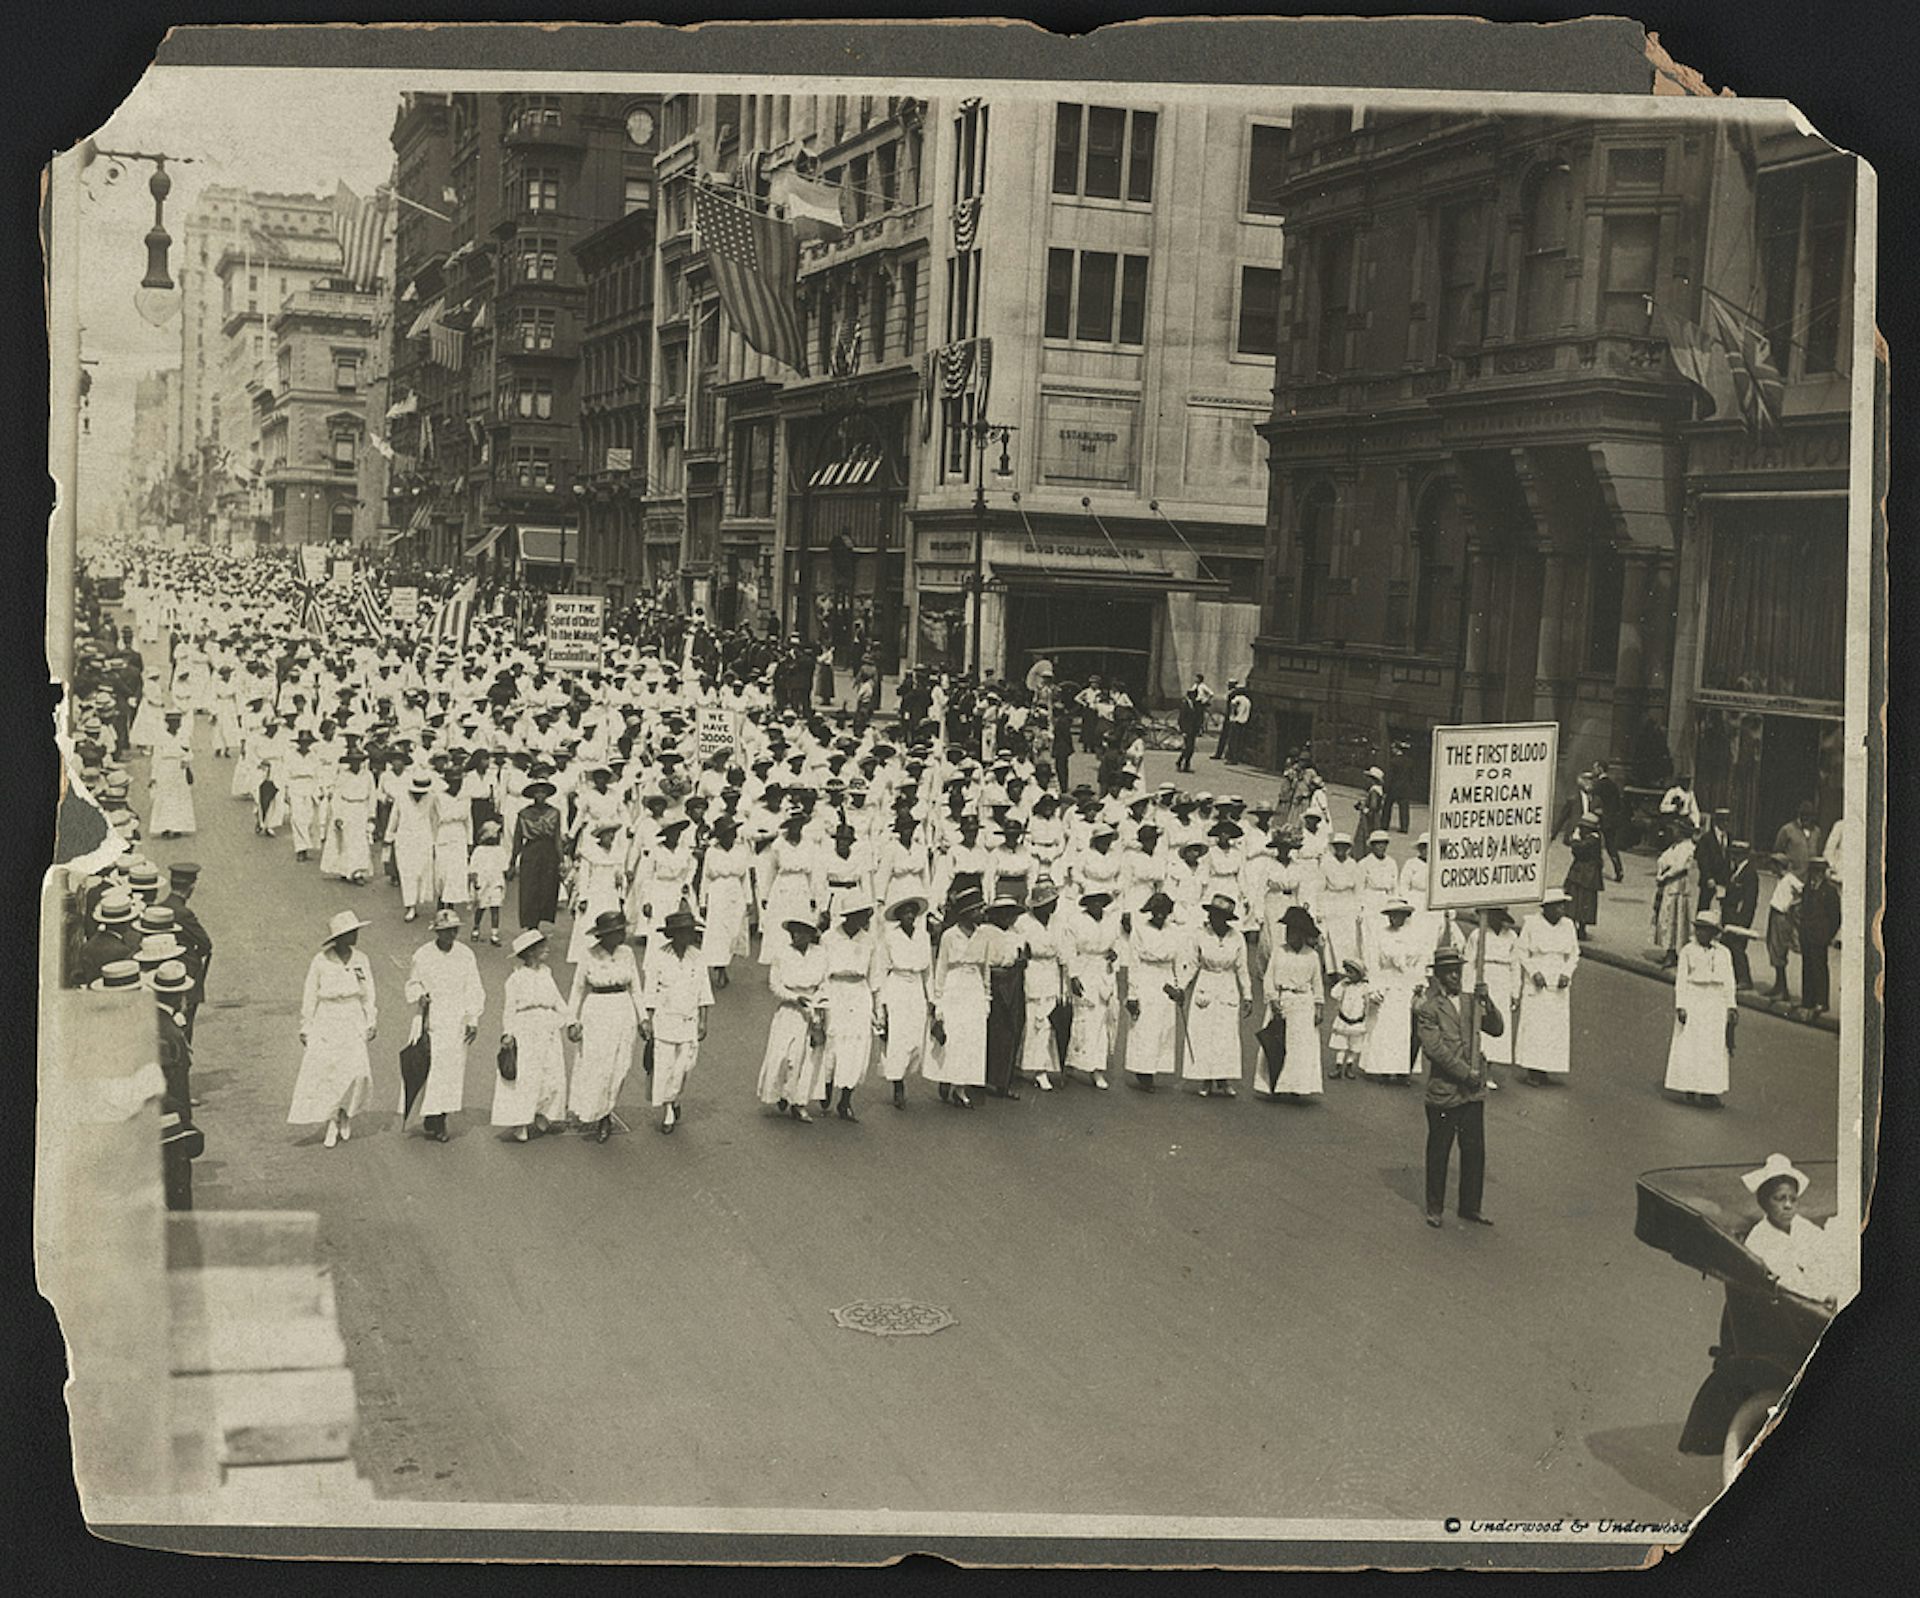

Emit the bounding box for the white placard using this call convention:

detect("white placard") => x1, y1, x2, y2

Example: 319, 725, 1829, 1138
388, 585, 419, 622
697, 704, 735, 764
1426, 722, 1559, 911
545, 594, 606, 673
329, 558, 354, 593
299, 545, 329, 583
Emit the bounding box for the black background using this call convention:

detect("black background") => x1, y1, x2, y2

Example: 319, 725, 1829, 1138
3, 2, 1912, 1591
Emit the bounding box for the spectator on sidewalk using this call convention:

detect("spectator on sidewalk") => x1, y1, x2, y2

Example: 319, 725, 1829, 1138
1385, 740, 1415, 833
1358, 766, 1387, 838
1564, 821, 1606, 941
1659, 773, 1703, 833
1225, 686, 1252, 763
1720, 840, 1761, 990
1651, 822, 1697, 968
1798, 857, 1841, 1019
1695, 808, 1733, 913
1764, 859, 1804, 1001
1590, 762, 1628, 882
1773, 800, 1823, 883
1176, 675, 1210, 773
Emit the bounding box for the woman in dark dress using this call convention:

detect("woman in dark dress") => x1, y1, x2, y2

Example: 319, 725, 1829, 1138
1564, 820, 1605, 940
511, 778, 564, 930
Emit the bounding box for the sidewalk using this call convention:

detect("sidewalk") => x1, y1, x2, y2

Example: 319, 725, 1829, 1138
821, 669, 1835, 1033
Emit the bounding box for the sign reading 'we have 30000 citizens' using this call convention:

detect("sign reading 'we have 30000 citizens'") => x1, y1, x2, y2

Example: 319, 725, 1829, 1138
1426, 722, 1560, 912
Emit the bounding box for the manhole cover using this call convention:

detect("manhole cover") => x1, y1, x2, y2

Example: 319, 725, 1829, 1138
831, 1299, 956, 1337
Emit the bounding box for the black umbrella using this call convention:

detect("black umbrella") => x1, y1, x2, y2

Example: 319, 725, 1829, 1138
399, 1023, 431, 1120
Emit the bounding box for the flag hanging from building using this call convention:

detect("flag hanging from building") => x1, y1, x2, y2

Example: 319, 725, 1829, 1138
768, 166, 845, 241
428, 306, 466, 370
1706, 296, 1786, 440
331, 181, 388, 292
429, 577, 478, 652
694, 182, 810, 376
952, 195, 982, 254
353, 570, 390, 638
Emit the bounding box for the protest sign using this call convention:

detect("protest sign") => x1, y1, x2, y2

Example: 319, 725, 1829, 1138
545, 594, 606, 673
1426, 722, 1559, 912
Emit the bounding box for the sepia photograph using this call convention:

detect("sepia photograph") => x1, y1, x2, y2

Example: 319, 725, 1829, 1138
36, 23, 1883, 1570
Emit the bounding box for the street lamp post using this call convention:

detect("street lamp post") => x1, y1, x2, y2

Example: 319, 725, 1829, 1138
966, 417, 1017, 679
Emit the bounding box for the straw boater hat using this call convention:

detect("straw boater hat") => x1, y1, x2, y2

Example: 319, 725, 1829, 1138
431, 908, 463, 931
1693, 907, 1723, 929
136, 935, 188, 965
1741, 1153, 1810, 1199
510, 929, 547, 959
1027, 878, 1060, 909
93, 960, 142, 991
1205, 893, 1238, 919
322, 911, 371, 948
94, 892, 137, 926
1383, 898, 1413, 918
148, 959, 194, 996
947, 884, 987, 919
1366, 766, 1384, 780
408, 772, 434, 793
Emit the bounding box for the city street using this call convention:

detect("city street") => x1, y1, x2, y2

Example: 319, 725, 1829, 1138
136, 724, 1840, 1523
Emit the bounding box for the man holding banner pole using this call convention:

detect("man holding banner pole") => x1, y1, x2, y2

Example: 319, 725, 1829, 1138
1417, 721, 1557, 1230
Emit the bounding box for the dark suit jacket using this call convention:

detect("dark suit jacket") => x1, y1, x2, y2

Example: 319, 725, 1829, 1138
163, 893, 214, 996
1721, 861, 1761, 928
1695, 827, 1731, 889
1415, 987, 1505, 1108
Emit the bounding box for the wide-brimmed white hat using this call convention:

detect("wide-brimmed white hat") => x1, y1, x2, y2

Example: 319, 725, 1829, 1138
322, 910, 372, 947
509, 929, 547, 958
1542, 888, 1572, 907
1741, 1153, 1810, 1198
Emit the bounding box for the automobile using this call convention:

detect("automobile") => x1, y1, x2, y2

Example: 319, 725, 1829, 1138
1635, 1160, 1840, 1484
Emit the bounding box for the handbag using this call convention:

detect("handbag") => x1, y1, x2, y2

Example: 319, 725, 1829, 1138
496, 1035, 518, 1083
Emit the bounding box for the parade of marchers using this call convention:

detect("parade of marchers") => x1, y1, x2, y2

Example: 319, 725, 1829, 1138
61, 539, 1843, 1230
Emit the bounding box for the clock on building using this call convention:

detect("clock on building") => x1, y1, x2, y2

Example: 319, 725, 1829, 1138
625, 107, 656, 148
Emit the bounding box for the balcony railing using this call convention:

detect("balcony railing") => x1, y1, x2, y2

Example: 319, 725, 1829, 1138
503, 114, 586, 150
1451, 330, 1673, 386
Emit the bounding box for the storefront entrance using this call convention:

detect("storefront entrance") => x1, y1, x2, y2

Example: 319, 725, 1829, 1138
1005, 588, 1155, 702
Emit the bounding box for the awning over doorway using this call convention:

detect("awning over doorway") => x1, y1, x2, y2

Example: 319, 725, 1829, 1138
988, 561, 1227, 598
808, 443, 886, 489
517, 525, 567, 565
464, 523, 509, 558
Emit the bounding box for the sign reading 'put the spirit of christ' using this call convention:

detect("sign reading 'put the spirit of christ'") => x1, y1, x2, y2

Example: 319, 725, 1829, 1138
1426, 722, 1559, 912
545, 595, 606, 673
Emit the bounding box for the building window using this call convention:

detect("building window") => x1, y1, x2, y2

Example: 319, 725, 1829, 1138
1297, 484, 1336, 639
657, 424, 683, 494
1314, 230, 1353, 376
332, 353, 361, 391
944, 250, 980, 344
521, 167, 561, 214
331, 433, 357, 473
900, 259, 919, 356
516, 376, 555, 420
662, 96, 691, 146
1245, 123, 1290, 217
508, 95, 563, 136
1600, 213, 1659, 334
868, 275, 891, 363
1435, 201, 1486, 355
1607, 146, 1666, 191
1052, 103, 1157, 202
1758, 161, 1852, 380
520, 236, 559, 281
849, 155, 870, 223
515, 308, 557, 351
953, 100, 988, 202
276, 348, 292, 389
1236, 265, 1284, 357
877, 141, 898, 209
661, 344, 686, 401
1518, 162, 1573, 337
732, 418, 774, 518
510, 446, 553, 489
624, 176, 651, 216
1044, 248, 1148, 347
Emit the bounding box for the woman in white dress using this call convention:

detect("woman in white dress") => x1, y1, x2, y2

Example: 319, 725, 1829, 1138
757, 915, 828, 1121
1259, 905, 1325, 1099
287, 911, 377, 1148
566, 910, 645, 1142
1516, 890, 1580, 1084
1061, 889, 1121, 1090
566, 821, 628, 966
1184, 894, 1252, 1097
319, 749, 375, 883
1123, 891, 1193, 1091
927, 886, 992, 1108
1462, 905, 1520, 1080
147, 710, 197, 837
1358, 900, 1424, 1084
1664, 908, 1737, 1106
817, 899, 880, 1120
493, 929, 570, 1141
759, 815, 823, 966
877, 894, 933, 1109
696, 816, 755, 986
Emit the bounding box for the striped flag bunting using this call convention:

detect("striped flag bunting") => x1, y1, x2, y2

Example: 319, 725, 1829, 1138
353, 571, 390, 638
694, 182, 809, 377
330, 181, 388, 292
428, 577, 477, 653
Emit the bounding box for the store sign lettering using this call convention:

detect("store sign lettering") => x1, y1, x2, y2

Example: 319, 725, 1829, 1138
1695, 428, 1849, 476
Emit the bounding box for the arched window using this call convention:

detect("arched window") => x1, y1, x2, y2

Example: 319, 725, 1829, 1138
1410, 478, 1461, 655
1296, 483, 1336, 639
1519, 162, 1574, 336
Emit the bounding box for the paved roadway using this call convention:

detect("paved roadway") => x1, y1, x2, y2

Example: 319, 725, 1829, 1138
135, 729, 1839, 1523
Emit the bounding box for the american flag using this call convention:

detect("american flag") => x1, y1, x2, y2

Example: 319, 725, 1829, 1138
331, 181, 389, 292
694, 183, 809, 377
428, 577, 477, 653
295, 581, 332, 648
353, 570, 390, 638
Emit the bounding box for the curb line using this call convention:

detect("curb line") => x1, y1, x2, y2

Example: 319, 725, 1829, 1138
1576, 942, 1840, 1034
